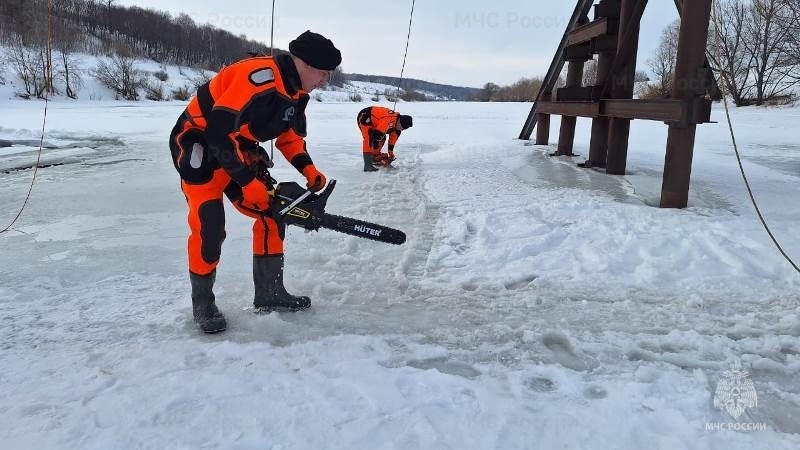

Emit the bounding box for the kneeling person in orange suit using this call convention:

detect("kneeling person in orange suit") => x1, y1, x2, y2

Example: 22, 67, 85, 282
356, 106, 413, 171
168, 31, 341, 333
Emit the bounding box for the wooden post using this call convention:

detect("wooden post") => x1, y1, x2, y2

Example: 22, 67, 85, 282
605, 0, 642, 175
536, 89, 552, 145
556, 61, 586, 156
587, 53, 613, 167
660, 0, 713, 208
586, 0, 619, 168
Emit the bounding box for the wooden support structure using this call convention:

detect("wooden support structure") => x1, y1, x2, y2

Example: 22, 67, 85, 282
519, 0, 715, 208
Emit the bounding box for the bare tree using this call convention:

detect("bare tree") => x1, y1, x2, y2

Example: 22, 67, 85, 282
743, 0, 798, 104
53, 10, 83, 99
92, 55, 143, 100
472, 82, 500, 101
56, 50, 84, 99
6, 35, 51, 98
647, 20, 680, 98
776, 0, 800, 76
709, 0, 754, 106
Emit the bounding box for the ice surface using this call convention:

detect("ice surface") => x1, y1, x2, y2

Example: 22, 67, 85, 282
1, 99, 799, 448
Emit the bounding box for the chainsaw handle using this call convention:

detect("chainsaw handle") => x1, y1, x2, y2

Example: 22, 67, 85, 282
316, 179, 336, 203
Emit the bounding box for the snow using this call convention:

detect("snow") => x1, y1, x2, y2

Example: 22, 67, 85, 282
1, 96, 799, 448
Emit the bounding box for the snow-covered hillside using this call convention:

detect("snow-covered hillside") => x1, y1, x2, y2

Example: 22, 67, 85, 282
0, 48, 427, 104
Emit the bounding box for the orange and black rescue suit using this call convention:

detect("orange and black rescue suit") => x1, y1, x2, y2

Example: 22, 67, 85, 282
357, 106, 403, 157
169, 54, 321, 276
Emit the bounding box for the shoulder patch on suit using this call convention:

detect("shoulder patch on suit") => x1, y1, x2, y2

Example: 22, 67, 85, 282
249, 68, 275, 86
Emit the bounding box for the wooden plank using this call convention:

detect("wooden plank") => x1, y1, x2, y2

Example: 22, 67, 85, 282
557, 85, 602, 101
529, 99, 707, 124
537, 101, 600, 117
603, 99, 683, 122
567, 18, 609, 46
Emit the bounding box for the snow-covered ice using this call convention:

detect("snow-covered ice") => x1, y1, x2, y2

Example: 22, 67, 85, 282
1, 98, 799, 449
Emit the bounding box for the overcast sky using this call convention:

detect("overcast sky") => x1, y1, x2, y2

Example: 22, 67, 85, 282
115, 0, 680, 88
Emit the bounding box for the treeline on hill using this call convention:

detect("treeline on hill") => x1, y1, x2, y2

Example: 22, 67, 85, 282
469, 78, 545, 102
468, 66, 649, 102
0, 0, 279, 99
345, 74, 479, 101
0, 0, 275, 69
0, 0, 477, 102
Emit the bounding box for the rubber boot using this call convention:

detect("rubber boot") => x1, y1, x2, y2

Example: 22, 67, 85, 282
363, 153, 379, 172
253, 254, 311, 312
190, 271, 227, 333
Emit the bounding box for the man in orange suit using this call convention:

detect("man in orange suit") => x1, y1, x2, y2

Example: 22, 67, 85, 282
357, 106, 413, 171
168, 31, 341, 333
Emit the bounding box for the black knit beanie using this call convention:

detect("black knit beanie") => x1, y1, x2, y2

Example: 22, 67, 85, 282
399, 115, 413, 129
289, 30, 342, 70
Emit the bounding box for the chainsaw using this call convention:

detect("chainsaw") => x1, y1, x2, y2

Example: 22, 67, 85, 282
269, 179, 406, 245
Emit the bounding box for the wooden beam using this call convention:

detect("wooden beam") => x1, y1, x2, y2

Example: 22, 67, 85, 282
557, 85, 602, 101
537, 99, 706, 124
603, 99, 683, 122
537, 101, 600, 117
606, 0, 647, 175
673, 0, 722, 100
536, 89, 552, 145
564, 43, 594, 61
567, 18, 610, 46
661, 0, 713, 208
598, 0, 649, 99
536, 113, 551, 145
557, 61, 586, 156
587, 9, 617, 169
